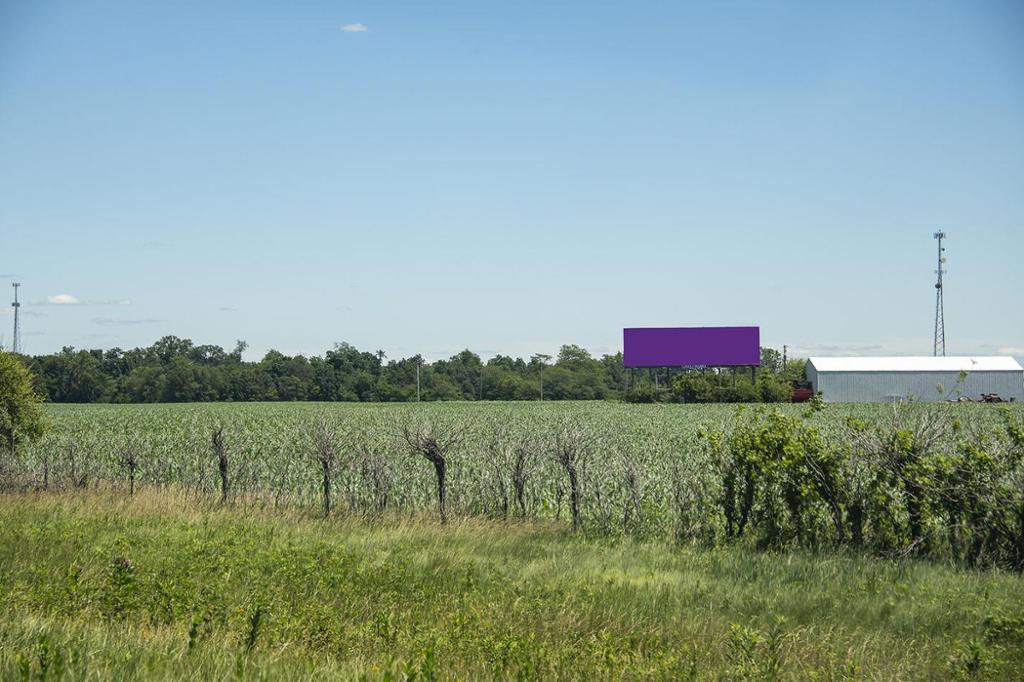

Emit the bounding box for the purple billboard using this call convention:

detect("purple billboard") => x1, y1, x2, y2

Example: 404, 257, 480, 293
623, 326, 760, 367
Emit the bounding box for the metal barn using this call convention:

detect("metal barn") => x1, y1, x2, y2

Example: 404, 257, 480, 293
806, 356, 1024, 403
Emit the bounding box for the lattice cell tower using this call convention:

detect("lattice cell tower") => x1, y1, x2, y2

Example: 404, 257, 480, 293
933, 232, 946, 357
11, 282, 21, 354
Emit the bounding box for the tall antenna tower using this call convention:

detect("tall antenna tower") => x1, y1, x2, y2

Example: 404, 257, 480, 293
933, 232, 946, 357
11, 282, 21, 354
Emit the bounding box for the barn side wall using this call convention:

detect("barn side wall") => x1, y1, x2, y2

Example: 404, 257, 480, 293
814, 370, 1024, 403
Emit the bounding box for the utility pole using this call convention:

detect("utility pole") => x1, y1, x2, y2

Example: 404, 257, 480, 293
933, 232, 947, 356
532, 353, 551, 400
11, 283, 21, 354
416, 358, 421, 402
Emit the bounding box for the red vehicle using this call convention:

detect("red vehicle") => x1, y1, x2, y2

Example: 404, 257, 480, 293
792, 386, 814, 403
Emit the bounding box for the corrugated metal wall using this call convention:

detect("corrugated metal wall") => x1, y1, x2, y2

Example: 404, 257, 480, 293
811, 370, 1024, 403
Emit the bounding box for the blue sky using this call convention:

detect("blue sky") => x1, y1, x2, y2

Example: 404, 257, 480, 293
1, 1, 1022, 361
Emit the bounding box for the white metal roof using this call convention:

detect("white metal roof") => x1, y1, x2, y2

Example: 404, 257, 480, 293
808, 356, 1023, 373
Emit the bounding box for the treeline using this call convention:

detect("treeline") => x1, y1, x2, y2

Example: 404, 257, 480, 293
19, 336, 805, 404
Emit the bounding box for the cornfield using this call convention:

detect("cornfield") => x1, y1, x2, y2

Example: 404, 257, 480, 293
7, 401, 1024, 567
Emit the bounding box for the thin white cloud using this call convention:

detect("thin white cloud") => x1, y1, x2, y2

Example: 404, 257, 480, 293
789, 343, 885, 356
340, 23, 368, 32
92, 317, 159, 326
785, 339, 1024, 359
33, 295, 131, 306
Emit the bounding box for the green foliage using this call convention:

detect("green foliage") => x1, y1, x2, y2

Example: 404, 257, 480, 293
25, 337, 804, 404
101, 555, 138, 620
671, 368, 793, 404
705, 407, 845, 548
757, 375, 793, 403
698, 399, 1024, 567
243, 603, 264, 654
671, 372, 716, 403
0, 491, 1021, 679
840, 401, 1024, 565
0, 351, 47, 455
727, 621, 785, 680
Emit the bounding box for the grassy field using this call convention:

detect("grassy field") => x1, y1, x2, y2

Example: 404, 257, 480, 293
2, 488, 1023, 680
2, 401, 1023, 679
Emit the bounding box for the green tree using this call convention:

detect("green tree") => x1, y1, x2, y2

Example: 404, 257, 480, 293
35, 347, 111, 402
600, 352, 627, 393
556, 344, 592, 371
0, 351, 47, 454
757, 373, 792, 403
760, 347, 783, 373
672, 372, 717, 403
434, 350, 484, 400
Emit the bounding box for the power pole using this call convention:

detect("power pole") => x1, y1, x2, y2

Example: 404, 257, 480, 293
933, 232, 946, 357
532, 354, 551, 400
416, 359, 421, 402
11, 282, 21, 354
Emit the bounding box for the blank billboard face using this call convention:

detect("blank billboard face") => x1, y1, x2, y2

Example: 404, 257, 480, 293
623, 327, 760, 367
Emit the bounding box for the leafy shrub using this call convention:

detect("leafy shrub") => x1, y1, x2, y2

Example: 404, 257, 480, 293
622, 386, 669, 403
0, 351, 47, 456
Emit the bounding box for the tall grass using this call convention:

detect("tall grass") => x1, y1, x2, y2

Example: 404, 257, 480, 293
1, 489, 1022, 679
